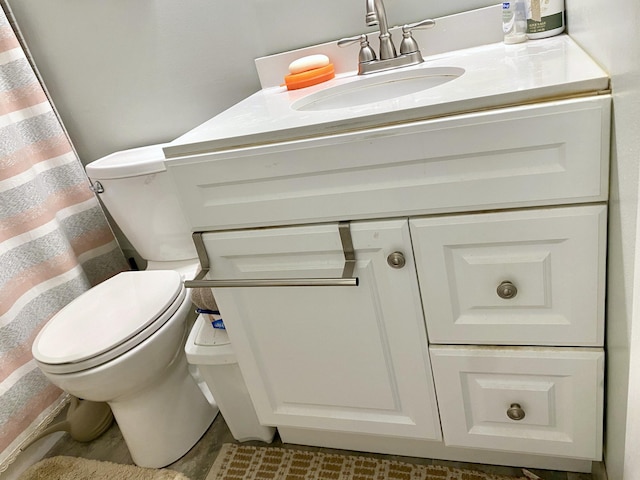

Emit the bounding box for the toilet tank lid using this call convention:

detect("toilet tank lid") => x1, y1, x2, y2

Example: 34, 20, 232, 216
85, 144, 170, 180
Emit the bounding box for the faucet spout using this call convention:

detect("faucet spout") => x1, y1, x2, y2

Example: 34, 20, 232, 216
365, 0, 377, 26
366, 0, 396, 60
339, 2, 435, 75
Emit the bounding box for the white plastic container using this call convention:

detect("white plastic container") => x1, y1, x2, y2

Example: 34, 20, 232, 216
185, 315, 276, 443
502, 1, 527, 44
526, 0, 565, 39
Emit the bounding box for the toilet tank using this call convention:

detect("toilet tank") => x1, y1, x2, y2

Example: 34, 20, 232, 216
85, 144, 197, 263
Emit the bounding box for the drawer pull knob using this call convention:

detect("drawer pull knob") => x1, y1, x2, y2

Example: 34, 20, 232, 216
497, 281, 518, 299
507, 403, 526, 421
387, 252, 406, 269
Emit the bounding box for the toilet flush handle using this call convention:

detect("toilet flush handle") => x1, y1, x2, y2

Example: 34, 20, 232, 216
89, 181, 104, 194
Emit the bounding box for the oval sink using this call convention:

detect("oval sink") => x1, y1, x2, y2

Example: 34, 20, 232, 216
291, 66, 464, 112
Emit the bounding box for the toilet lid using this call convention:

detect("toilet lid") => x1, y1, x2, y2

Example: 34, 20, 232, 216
33, 270, 183, 368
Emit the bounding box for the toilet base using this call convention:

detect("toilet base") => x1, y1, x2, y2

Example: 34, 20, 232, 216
110, 350, 218, 468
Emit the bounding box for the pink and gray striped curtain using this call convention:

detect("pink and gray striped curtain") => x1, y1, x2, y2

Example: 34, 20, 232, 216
0, 7, 128, 470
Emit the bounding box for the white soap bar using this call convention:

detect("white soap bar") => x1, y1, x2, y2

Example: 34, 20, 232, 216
288, 54, 330, 75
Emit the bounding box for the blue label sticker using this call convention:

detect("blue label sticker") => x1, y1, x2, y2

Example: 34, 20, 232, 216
212, 319, 226, 330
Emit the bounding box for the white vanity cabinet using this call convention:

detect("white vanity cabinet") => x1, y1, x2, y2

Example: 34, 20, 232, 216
170, 93, 610, 471
198, 219, 442, 440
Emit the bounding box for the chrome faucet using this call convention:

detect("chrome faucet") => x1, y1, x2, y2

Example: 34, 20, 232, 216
338, 0, 435, 75
366, 0, 396, 60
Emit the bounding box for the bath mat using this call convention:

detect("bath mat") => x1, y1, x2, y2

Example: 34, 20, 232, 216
18, 455, 190, 480
205, 444, 528, 480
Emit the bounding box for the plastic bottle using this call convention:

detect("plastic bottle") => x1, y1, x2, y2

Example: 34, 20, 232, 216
502, 1, 527, 44
526, 0, 565, 39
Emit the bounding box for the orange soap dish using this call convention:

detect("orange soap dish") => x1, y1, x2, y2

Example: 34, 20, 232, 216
284, 64, 335, 90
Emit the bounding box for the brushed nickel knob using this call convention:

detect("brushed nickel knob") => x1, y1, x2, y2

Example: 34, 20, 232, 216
387, 252, 406, 269
506, 403, 526, 421
497, 281, 518, 299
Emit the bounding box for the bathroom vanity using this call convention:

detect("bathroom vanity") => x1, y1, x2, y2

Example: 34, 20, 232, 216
164, 31, 610, 472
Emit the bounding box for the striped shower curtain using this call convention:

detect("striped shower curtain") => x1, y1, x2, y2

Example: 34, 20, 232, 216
0, 8, 128, 470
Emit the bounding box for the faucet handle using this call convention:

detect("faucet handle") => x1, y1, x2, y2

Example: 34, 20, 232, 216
403, 18, 436, 32
338, 34, 377, 63
400, 18, 436, 55
337, 34, 365, 47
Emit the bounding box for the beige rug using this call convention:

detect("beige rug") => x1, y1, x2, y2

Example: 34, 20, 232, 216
18, 455, 190, 480
206, 444, 528, 480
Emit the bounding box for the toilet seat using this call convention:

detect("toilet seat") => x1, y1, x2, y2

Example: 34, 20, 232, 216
33, 270, 186, 375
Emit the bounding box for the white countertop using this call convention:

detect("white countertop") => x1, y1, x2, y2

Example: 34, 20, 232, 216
164, 34, 608, 160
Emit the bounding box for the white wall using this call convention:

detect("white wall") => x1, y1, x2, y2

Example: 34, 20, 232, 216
567, 1, 640, 479
4, 0, 496, 165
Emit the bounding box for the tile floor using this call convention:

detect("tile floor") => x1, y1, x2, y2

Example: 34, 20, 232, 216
40, 410, 595, 480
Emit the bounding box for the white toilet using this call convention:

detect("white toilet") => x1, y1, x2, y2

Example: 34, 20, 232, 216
31, 144, 218, 468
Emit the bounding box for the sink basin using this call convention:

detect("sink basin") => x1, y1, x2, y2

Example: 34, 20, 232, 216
291, 66, 464, 111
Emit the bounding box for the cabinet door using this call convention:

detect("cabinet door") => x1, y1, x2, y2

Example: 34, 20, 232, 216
200, 219, 442, 440
410, 205, 607, 346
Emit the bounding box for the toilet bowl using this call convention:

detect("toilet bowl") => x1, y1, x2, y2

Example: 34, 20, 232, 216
32, 270, 218, 468
31, 144, 218, 468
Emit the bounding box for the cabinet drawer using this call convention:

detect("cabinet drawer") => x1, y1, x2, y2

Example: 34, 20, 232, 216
430, 345, 604, 460
410, 205, 607, 346
167, 96, 610, 232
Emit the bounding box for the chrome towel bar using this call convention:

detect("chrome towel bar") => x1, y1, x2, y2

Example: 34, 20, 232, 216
184, 222, 359, 288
